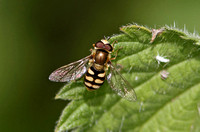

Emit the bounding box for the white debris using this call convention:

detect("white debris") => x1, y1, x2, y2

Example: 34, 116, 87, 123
160, 70, 169, 80
150, 28, 165, 43
139, 101, 144, 112
198, 103, 200, 116
119, 116, 125, 132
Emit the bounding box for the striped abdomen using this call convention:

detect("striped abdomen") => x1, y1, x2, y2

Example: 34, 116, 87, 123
84, 65, 105, 91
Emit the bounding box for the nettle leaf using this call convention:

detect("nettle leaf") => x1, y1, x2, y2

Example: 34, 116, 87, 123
54, 24, 200, 132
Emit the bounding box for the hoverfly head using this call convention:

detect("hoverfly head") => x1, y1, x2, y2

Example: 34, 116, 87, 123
95, 39, 113, 52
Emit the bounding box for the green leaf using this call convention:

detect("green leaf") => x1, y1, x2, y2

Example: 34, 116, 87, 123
54, 24, 200, 132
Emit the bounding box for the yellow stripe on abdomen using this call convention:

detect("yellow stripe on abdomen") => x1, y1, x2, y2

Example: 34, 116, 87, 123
97, 72, 105, 78
85, 76, 94, 82
95, 79, 104, 84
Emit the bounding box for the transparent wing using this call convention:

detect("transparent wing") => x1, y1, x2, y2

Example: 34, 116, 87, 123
49, 55, 91, 82
107, 63, 137, 101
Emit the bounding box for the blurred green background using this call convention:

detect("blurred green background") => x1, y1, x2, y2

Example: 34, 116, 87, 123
0, 0, 200, 132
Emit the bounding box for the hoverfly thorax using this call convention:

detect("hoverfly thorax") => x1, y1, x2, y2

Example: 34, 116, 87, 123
95, 49, 109, 65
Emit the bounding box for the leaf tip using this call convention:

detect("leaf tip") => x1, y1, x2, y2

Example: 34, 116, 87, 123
55, 94, 60, 99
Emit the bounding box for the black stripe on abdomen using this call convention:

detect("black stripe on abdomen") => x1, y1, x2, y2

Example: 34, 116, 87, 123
84, 66, 105, 91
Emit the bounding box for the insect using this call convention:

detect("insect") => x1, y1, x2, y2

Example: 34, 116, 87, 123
49, 39, 137, 101
156, 52, 170, 66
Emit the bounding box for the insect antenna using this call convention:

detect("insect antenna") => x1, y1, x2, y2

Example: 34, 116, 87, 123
104, 36, 110, 40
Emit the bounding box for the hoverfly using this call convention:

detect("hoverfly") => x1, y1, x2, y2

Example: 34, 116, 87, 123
49, 39, 137, 101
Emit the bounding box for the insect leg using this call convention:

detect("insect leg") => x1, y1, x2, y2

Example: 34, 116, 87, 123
110, 47, 123, 61
111, 40, 118, 48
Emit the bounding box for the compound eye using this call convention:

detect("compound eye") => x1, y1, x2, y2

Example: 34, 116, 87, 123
95, 41, 104, 48
105, 44, 113, 51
